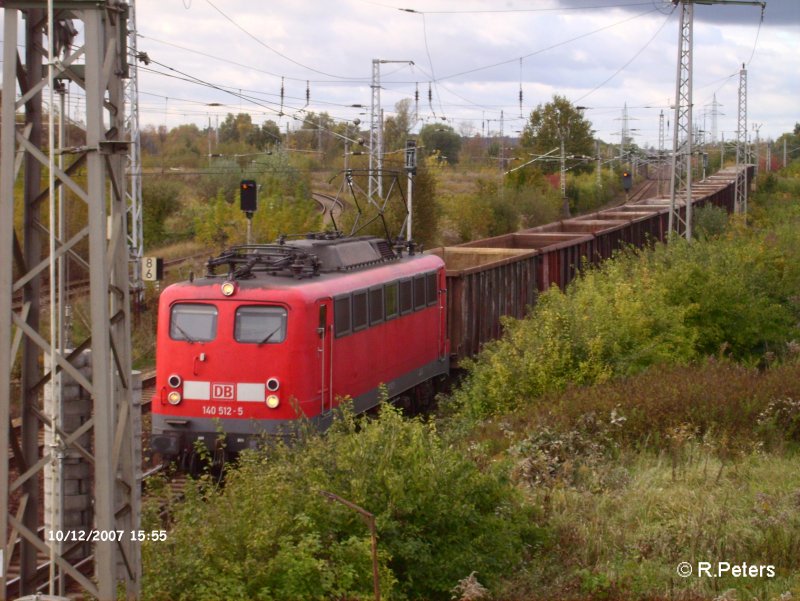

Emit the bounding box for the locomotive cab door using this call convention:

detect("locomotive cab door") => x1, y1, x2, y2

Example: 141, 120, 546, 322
316, 300, 333, 415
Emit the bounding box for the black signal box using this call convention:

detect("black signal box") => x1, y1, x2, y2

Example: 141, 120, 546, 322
240, 180, 257, 213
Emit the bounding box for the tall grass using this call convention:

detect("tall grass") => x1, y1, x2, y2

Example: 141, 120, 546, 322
503, 450, 800, 601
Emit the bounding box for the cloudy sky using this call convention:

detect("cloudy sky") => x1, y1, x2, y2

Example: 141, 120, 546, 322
9, 0, 797, 148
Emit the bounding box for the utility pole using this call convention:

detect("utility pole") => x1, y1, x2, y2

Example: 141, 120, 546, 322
557, 109, 569, 216
619, 102, 629, 167
766, 140, 771, 172
369, 59, 413, 203
752, 122, 762, 179
658, 110, 666, 196
405, 139, 417, 242
499, 110, 505, 172
721, 132, 725, 167
596, 139, 602, 190
668, 0, 764, 238
1, 3, 140, 600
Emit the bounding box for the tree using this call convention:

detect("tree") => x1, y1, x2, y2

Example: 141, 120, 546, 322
246, 119, 282, 150
383, 98, 414, 154
218, 112, 256, 145
520, 95, 594, 174
419, 123, 462, 165
775, 123, 800, 163
161, 124, 205, 167
142, 179, 182, 248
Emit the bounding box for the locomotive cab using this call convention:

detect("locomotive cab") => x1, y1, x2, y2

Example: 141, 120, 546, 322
151, 236, 450, 464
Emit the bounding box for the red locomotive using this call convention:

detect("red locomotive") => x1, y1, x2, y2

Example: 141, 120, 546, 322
151, 235, 449, 462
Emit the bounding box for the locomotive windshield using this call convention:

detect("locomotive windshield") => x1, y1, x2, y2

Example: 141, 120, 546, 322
234, 306, 288, 344
170, 303, 218, 342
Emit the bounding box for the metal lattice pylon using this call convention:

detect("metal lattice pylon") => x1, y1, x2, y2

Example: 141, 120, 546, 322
125, 0, 144, 305
367, 59, 413, 206
734, 64, 748, 215
668, 0, 694, 240
0, 3, 140, 600
368, 58, 382, 203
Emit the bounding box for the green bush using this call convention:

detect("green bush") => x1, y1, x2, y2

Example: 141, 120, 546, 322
448, 248, 698, 420
142, 179, 183, 248
143, 406, 538, 600
449, 221, 800, 421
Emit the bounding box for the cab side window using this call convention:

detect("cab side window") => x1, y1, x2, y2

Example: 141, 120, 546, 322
334, 296, 351, 338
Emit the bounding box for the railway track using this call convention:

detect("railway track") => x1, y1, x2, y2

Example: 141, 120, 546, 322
627, 176, 660, 203
312, 192, 346, 225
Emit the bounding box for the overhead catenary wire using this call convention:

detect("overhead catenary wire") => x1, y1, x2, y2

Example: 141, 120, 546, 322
203, 0, 371, 81
575, 4, 676, 103
124, 1, 782, 147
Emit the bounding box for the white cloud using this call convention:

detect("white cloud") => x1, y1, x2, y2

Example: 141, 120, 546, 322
5, 0, 791, 142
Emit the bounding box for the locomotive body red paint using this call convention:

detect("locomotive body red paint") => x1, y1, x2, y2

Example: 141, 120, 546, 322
151, 237, 449, 456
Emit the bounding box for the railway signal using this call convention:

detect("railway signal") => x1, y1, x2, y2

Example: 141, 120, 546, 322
622, 170, 633, 200
240, 179, 258, 215
240, 179, 258, 244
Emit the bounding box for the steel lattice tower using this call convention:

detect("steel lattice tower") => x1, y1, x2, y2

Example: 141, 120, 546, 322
368, 59, 412, 204
368, 59, 382, 202
0, 2, 140, 600
125, 0, 144, 305
735, 63, 748, 215
667, 0, 762, 231
668, 0, 694, 240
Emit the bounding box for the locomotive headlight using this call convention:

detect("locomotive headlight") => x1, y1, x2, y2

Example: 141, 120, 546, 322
167, 374, 182, 388
220, 281, 236, 297
167, 391, 182, 405
266, 377, 280, 392
266, 394, 280, 409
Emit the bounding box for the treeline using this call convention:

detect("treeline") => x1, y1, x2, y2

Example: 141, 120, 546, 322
140, 96, 633, 252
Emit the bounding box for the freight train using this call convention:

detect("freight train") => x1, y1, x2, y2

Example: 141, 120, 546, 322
151, 166, 750, 465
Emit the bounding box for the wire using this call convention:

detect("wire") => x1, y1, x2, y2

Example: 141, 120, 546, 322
746, 3, 766, 66
395, 1, 658, 14
420, 12, 446, 121
433, 6, 661, 82
575, 4, 675, 103
137, 33, 377, 85
204, 0, 369, 81
137, 57, 367, 144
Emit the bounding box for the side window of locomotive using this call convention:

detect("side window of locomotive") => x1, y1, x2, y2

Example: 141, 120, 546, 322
399, 279, 413, 315
352, 290, 368, 332
426, 272, 438, 306
369, 287, 384, 326
170, 303, 218, 342
384, 282, 398, 321
234, 306, 288, 344
334, 296, 351, 338
413, 275, 426, 311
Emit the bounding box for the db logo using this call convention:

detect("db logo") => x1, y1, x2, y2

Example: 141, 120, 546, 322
211, 383, 235, 401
